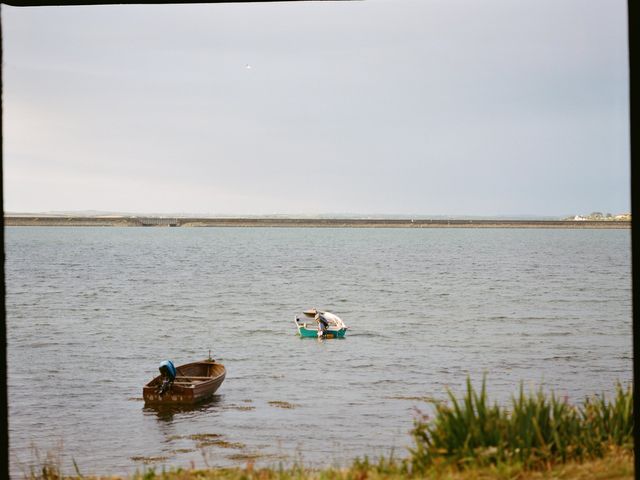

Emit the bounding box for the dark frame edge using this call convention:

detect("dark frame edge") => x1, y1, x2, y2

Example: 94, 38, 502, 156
1, 6, 8, 480
630, 0, 639, 477
0, 2, 633, 480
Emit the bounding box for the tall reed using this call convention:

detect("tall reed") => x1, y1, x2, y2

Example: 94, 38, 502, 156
409, 377, 633, 472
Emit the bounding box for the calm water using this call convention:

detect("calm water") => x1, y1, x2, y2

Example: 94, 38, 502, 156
6, 227, 632, 477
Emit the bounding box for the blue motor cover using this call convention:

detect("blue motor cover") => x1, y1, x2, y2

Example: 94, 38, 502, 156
159, 360, 177, 380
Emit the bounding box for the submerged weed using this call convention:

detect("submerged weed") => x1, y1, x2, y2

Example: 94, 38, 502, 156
385, 395, 439, 403
226, 452, 263, 462
197, 440, 246, 449
223, 404, 256, 411
186, 433, 223, 441
268, 401, 298, 409
170, 448, 195, 454
130, 456, 169, 464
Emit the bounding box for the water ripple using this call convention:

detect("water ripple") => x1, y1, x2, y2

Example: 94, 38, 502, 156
5, 226, 632, 477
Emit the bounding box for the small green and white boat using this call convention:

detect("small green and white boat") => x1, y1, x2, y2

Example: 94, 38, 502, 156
294, 309, 348, 338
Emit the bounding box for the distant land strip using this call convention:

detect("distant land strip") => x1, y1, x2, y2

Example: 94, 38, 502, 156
3, 216, 631, 228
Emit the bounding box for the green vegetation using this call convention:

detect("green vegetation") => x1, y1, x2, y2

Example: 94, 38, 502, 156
409, 377, 633, 472
21, 378, 634, 479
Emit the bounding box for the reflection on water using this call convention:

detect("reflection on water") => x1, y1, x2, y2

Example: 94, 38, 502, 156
143, 395, 224, 422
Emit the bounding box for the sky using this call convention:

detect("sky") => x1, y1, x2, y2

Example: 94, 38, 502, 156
2, 0, 630, 217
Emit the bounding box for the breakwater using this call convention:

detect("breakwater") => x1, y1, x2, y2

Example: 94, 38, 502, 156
3, 216, 631, 228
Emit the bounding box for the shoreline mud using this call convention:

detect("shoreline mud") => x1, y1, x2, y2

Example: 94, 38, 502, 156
3, 216, 631, 228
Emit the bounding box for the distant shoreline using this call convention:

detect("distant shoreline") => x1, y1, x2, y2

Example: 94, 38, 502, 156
3, 216, 631, 228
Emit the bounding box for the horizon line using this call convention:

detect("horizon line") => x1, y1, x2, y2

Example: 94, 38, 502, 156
4, 211, 631, 219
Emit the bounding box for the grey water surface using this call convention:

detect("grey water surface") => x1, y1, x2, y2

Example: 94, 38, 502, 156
6, 227, 632, 477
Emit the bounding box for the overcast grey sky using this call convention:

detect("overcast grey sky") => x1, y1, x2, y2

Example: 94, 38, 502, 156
2, 0, 629, 217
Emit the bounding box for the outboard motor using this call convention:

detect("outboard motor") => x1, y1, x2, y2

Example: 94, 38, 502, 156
157, 360, 177, 395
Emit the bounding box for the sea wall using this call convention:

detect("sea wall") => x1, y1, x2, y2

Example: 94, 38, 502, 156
3, 216, 631, 228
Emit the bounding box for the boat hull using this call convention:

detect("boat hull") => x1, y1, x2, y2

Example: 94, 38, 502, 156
143, 359, 226, 405
297, 326, 347, 338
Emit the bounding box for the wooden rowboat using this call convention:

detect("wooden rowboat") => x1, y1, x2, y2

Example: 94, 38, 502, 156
143, 359, 226, 405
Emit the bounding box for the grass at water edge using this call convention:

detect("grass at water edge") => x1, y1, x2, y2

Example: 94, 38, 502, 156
20, 449, 634, 480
